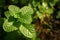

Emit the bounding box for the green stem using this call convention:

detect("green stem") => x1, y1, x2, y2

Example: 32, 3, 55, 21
31, 33, 36, 40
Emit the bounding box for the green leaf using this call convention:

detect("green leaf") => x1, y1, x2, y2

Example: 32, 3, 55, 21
46, 8, 53, 14
20, 6, 34, 15
42, 2, 48, 8
36, 11, 44, 21
32, 0, 38, 8
38, 4, 46, 13
8, 5, 20, 18
48, 0, 58, 7
4, 11, 10, 18
3, 19, 18, 32
19, 13, 32, 24
19, 24, 36, 38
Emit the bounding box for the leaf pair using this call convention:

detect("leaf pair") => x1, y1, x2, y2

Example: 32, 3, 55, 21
8, 5, 34, 24
3, 19, 36, 38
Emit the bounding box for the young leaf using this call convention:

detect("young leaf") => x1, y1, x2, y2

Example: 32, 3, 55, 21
19, 24, 36, 38
20, 6, 34, 15
48, 0, 58, 7
36, 11, 44, 21
3, 19, 18, 32
42, 2, 48, 8
38, 4, 46, 13
8, 5, 20, 18
46, 8, 53, 14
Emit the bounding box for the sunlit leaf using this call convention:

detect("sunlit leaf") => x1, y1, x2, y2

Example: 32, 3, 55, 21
3, 19, 18, 32
20, 6, 34, 15
19, 24, 36, 38
19, 13, 32, 24
36, 11, 44, 21
46, 8, 53, 14
8, 5, 20, 18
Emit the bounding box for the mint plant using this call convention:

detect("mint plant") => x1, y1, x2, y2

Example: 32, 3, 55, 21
3, 5, 36, 40
36, 1, 53, 21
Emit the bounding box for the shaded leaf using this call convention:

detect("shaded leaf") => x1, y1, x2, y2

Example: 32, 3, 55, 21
4, 11, 10, 18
